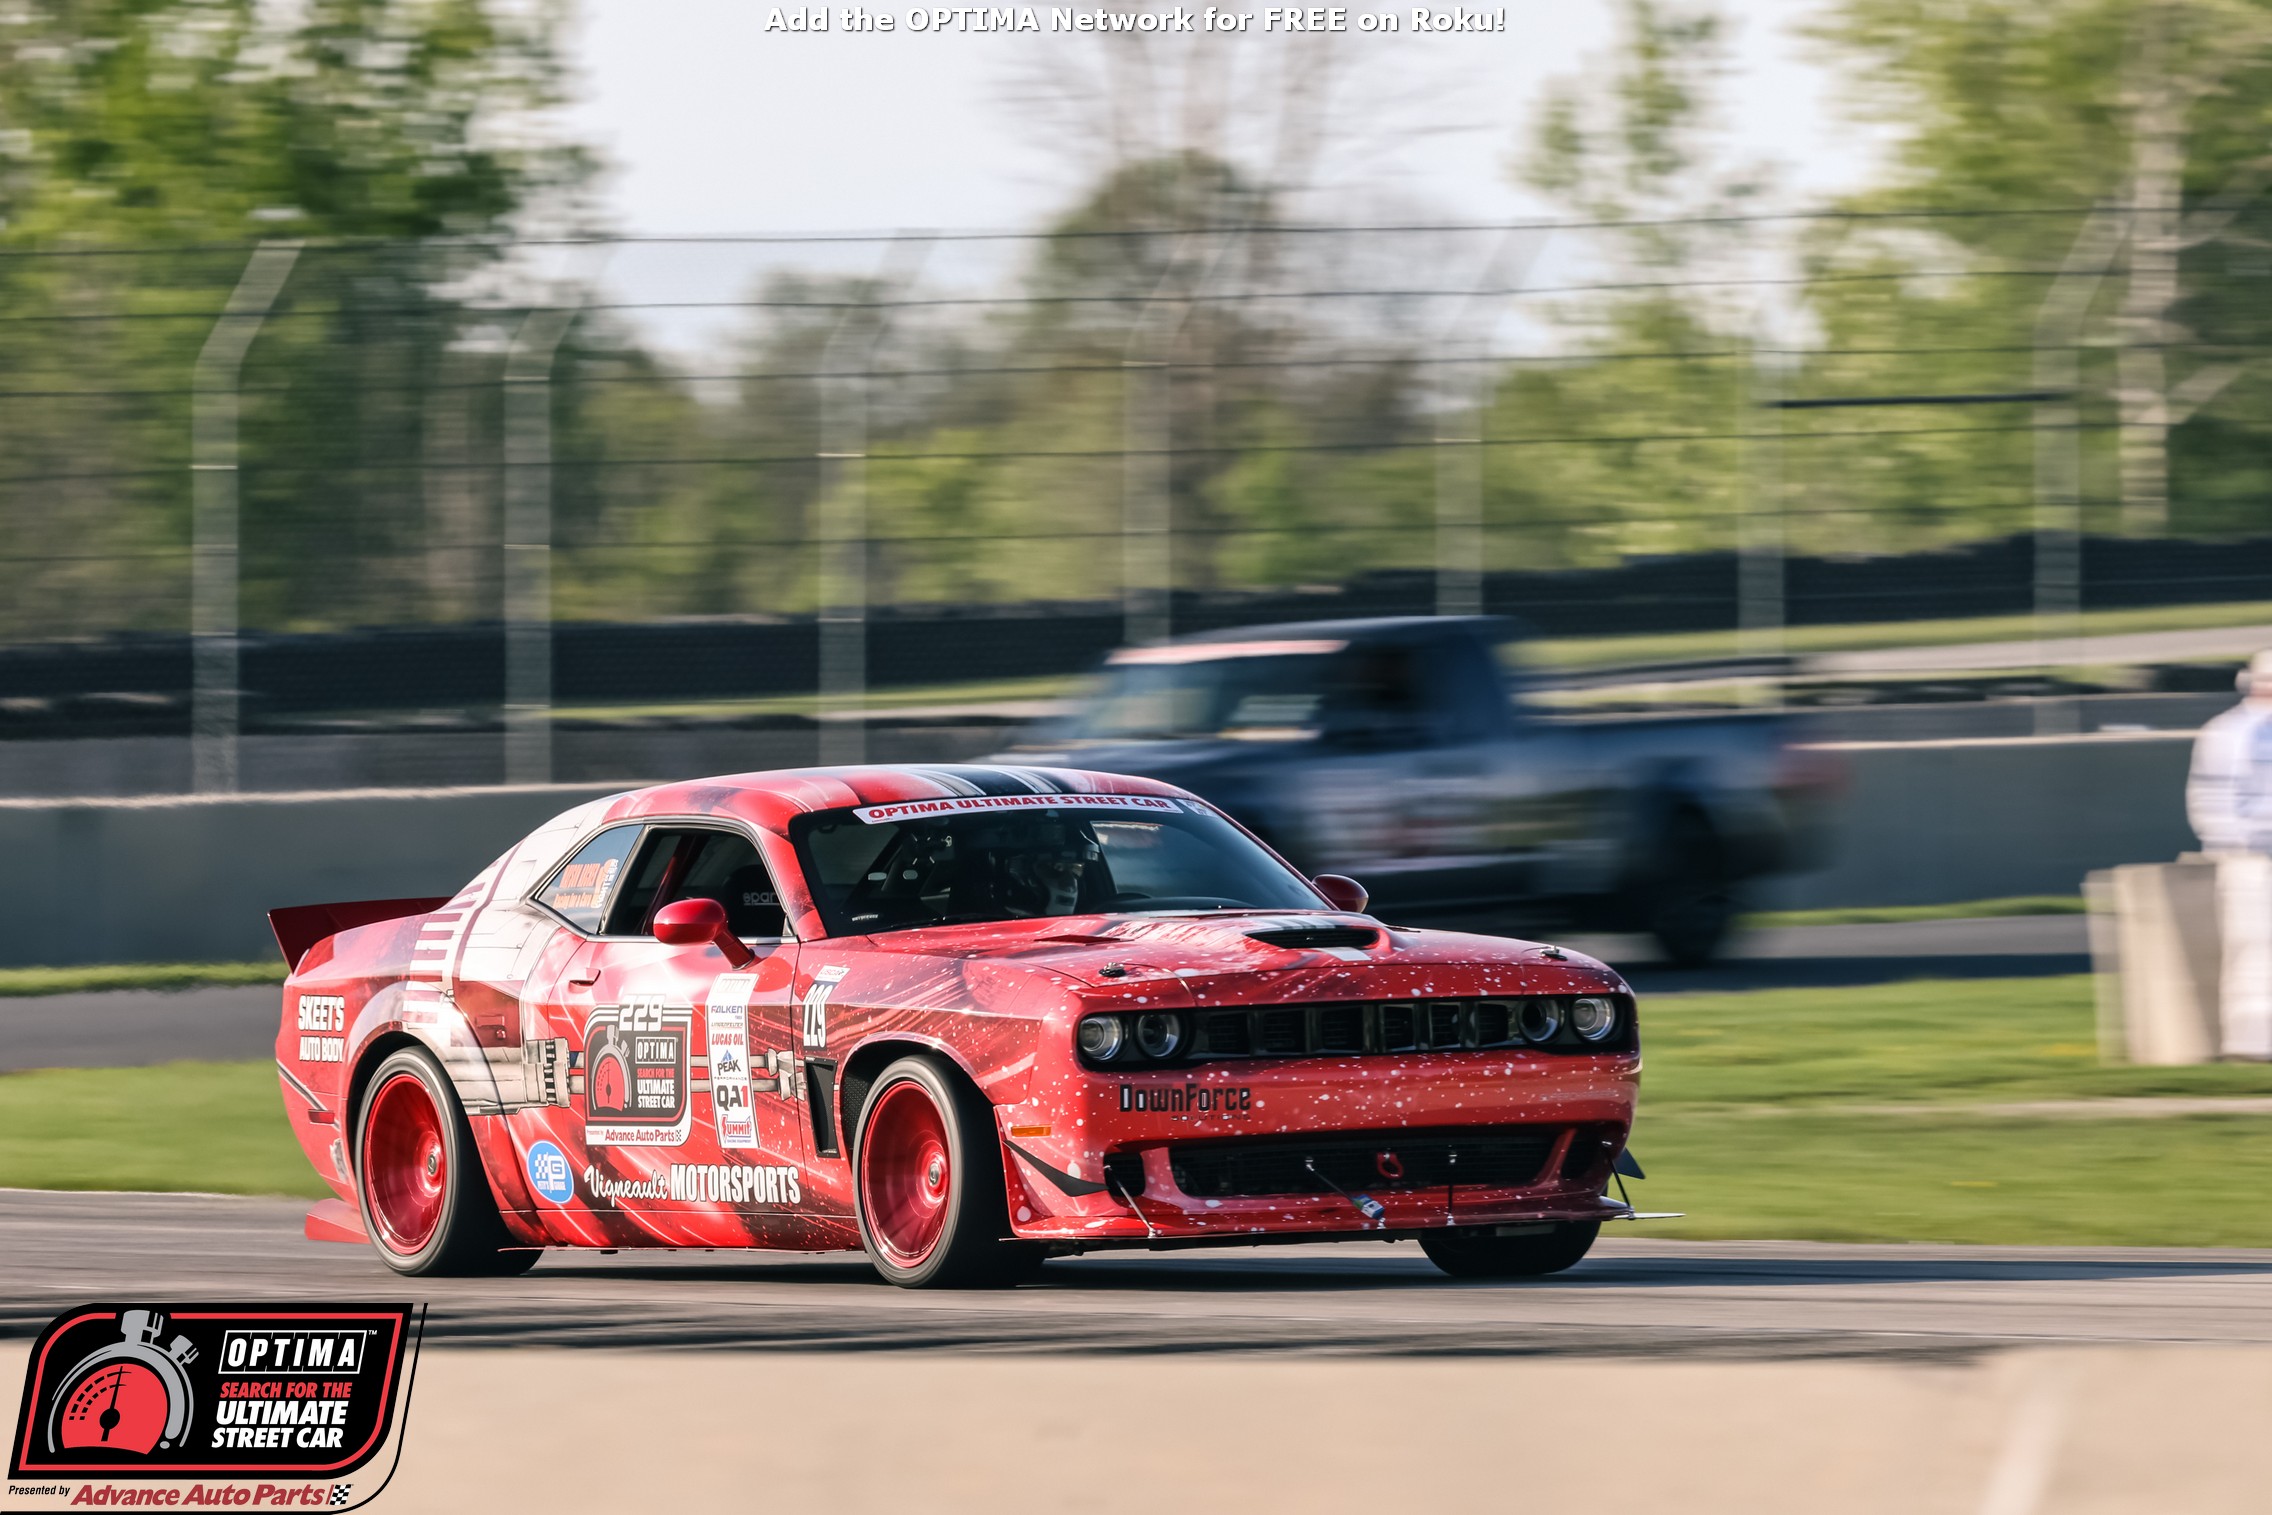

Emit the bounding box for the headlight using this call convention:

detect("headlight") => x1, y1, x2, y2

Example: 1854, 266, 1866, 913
1570, 996, 1618, 1042
1077, 1014, 1126, 1061
1134, 1012, 1184, 1059
1516, 997, 1562, 1044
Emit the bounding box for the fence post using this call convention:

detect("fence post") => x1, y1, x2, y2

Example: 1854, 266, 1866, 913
1738, 339, 1785, 702
503, 303, 581, 787
1122, 318, 1175, 649
2035, 207, 2122, 736
818, 235, 930, 767
1432, 229, 1541, 620
190, 241, 300, 795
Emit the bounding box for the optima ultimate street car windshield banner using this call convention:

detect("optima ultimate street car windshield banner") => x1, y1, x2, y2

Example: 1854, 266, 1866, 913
8, 1303, 422, 1511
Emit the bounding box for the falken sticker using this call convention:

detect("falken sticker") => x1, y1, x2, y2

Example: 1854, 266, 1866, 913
849, 793, 1179, 824
582, 995, 693, 1148
705, 974, 758, 1150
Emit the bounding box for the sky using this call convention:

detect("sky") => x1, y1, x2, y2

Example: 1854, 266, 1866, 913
556, 0, 1891, 353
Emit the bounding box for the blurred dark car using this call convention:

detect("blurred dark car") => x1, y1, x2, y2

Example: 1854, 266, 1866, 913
998, 617, 1836, 964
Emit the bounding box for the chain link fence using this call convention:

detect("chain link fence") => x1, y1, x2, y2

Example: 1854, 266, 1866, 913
5, 212, 2269, 792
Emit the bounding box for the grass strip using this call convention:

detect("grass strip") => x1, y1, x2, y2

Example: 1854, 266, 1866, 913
1743, 896, 2085, 928
0, 1061, 326, 1198
1632, 1109, 2272, 1246
0, 961, 284, 998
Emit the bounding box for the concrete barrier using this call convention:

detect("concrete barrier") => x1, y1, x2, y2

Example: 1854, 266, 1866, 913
0, 730, 2210, 966
0, 784, 624, 967
1758, 731, 2198, 910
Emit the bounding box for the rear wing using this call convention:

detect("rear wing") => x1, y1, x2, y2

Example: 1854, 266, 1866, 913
269, 897, 450, 972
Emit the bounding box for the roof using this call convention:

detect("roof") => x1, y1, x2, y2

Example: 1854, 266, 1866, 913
605, 763, 1196, 833
1167, 615, 1515, 646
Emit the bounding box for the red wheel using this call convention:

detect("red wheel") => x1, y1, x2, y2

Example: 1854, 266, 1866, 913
362, 1071, 448, 1256
859, 1080, 955, 1267
852, 1055, 1045, 1288
353, 1045, 540, 1277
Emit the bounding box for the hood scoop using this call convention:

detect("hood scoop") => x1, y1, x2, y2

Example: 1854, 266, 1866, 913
1244, 924, 1380, 951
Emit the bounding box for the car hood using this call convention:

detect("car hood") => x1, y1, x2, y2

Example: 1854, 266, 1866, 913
839, 912, 1626, 996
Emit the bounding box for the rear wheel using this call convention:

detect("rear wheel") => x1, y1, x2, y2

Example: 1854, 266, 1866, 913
355, 1047, 538, 1277
853, 1055, 1043, 1289
1419, 1222, 1599, 1279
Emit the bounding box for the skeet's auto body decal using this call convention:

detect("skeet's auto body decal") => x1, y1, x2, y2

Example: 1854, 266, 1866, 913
582, 996, 692, 1147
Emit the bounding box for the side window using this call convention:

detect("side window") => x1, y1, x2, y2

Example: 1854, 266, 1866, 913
539, 826, 643, 933
604, 826, 786, 939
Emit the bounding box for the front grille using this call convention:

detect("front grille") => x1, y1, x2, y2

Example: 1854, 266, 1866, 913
1185, 996, 1635, 1060
1169, 1128, 1562, 1198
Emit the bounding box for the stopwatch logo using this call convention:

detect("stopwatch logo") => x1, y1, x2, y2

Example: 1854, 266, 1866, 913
45, 1310, 196, 1456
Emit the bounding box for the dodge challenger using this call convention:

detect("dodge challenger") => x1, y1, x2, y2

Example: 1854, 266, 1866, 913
270, 764, 1654, 1287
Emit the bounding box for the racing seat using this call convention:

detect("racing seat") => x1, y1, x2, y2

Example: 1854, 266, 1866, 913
706, 863, 786, 939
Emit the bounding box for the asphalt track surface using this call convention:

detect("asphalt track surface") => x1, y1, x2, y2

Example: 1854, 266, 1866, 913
0, 916, 2090, 1072
3, 1188, 2263, 1362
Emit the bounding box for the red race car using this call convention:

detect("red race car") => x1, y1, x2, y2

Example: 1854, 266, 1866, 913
270, 765, 1653, 1287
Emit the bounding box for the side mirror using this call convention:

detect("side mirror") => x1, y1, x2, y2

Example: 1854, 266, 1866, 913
1313, 874, 1368, 913
652, 897, 756, 968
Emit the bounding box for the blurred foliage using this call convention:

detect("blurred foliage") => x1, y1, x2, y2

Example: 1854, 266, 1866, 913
8, 0, 2272, 640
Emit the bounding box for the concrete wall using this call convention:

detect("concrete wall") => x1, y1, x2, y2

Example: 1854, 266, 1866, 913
1757, 731, 2198, 909
0, 731, 2207, 966
0, 784, 625, 967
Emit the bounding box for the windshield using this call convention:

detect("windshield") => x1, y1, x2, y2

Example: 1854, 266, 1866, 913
1069, 652, 1336, 741
789, 796, 1324, 936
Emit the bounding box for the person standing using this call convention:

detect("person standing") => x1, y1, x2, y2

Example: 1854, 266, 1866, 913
2186, 650, 2272, 1059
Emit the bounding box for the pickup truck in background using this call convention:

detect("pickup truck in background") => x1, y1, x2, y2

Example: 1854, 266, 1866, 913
997, 616, 1839, 964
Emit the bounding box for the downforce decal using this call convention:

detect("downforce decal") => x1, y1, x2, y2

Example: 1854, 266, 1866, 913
849, 793, 1179, 824
581, 995, 693, 1147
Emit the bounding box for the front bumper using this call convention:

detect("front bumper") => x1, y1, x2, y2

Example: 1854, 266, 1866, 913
996, 1050, 1639, 1244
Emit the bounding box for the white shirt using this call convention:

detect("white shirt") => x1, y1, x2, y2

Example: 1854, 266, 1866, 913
2188, 699, 2272, 854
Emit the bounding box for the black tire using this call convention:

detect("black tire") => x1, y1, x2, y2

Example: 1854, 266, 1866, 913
354, 1046, 538, 1277
851, 1054, 1043, 1289
1419, 1222, 1599, 1279
1643, 809, 1738, 967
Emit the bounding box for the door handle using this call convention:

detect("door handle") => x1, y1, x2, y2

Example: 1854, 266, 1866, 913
568, 969, 599, 988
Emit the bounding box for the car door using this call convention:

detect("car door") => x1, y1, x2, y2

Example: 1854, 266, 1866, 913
522, 821, 808, 1243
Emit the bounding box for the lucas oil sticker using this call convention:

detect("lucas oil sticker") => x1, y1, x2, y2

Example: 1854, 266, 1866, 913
706, 974, 758, 1150
582, 995, 693, 1148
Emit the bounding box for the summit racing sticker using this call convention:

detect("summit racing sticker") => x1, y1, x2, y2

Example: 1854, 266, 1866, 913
582, 995, 693, 1147
8, 1303, 421, 1511
849, 792, 1179, 824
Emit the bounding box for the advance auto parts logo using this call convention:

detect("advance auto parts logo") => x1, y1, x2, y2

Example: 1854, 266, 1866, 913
9, 1304, 422, 1509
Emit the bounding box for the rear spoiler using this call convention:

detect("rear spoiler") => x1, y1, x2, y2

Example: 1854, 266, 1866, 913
269, 897, 451, 972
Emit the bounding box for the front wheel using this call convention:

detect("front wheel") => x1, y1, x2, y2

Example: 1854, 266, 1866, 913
1419, 1222, 1599, 1279
1642, 810, 1738, 967
853, 1055, 1043, 1289
355, 1046, 538, 1277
